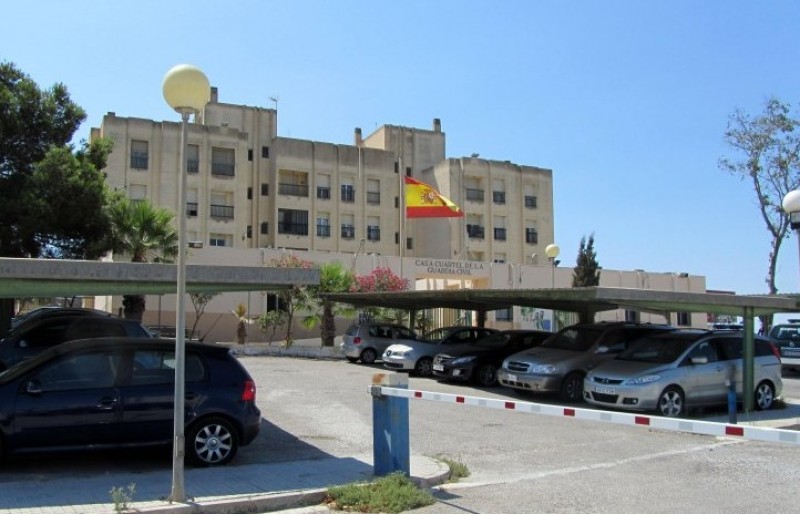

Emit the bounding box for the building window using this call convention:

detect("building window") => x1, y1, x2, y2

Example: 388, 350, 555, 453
341, 184, 355, 203
525, 227, 538, 244
187, 144, 199, 173
341, 224, 355, 239
261, 146, 269, 158
278, 170, 309, 197
247, 149, 253, 161
279, 183, 310, 196
210, 204, 234, 219
677, 312, 690, 326
247, 187, 252, 200
278, 209, 309, 235
466, 188, 484, 202
261, 184, 269, 196
209, 234, 230, 247
260, 222, 269, 235
406, 237, 413, 250
317, 217, 331, 238
496, 308, 512, 321
525, 195, 537, 208
246, 225, 252, 239
493, 191, 506, 204
130, 140, 148, 169
186, 202, 198, 217
367, 225, 380, 242
494, 227, 507, 241
367, 179, 380, 205
317, 186, 331, 199
467, 224, 485, 239
211, 147, 235, 177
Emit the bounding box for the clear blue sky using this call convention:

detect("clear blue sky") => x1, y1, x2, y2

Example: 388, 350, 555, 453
3, 1, 800, 297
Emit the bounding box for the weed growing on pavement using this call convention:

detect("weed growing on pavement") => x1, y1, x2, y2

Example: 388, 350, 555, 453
438, 455, 470, 482
324, 471, 434, 513
109, 483, 136, 513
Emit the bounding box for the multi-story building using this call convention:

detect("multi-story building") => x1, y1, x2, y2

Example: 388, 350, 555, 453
92, 87, 554, 262
91, 88, 705, 342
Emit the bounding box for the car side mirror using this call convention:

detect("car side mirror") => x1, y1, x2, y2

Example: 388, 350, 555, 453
25, 379, 42, 395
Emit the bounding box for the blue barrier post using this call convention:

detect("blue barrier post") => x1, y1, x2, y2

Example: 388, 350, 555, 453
371, 373, 409, 476
726, 379, 737, 424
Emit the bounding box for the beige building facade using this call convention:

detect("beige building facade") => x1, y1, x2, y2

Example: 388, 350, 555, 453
91, 89, 707, 343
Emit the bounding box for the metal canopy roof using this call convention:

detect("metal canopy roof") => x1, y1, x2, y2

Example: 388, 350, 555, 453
0, 258, 319, 298
323, 286, 800, 317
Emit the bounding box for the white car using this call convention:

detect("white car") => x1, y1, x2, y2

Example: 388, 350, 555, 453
382, 326, 497, 376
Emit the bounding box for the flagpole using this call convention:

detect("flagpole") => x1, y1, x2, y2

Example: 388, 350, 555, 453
399, 150, 405, 278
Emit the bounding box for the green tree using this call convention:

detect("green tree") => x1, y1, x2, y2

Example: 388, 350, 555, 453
572, 234, 601, 287
258, 309, 288, 345
266, 254, 316, 347
303, 261, 355, 346
190, 292, 219, 340
0, 62, 112, 329
720, 98, 800, 330
103, 196, 178, 321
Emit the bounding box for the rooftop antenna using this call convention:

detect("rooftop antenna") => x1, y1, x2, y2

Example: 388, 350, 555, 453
269, 96, 279, 110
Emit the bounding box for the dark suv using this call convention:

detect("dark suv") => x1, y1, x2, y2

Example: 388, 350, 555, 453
0, 337, 261, 466
767, 320, 800, 372
0, 315, 152, 370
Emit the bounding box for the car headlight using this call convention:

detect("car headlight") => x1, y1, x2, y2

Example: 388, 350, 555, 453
530, 364, 559, 374
389, 350, 410, 358
623, 375, 661, 385
450, 356, 476, 365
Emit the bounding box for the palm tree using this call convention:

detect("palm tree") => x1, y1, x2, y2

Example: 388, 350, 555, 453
105, 195, 178, 321
303, 261, 355, 346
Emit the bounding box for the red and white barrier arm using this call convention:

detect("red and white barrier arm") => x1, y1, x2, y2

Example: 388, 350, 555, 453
371, 386, 800, 445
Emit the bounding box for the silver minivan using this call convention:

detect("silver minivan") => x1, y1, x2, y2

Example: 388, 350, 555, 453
497, 322, 674, 402
341, 322, 420, 364
583, 329, 783, 417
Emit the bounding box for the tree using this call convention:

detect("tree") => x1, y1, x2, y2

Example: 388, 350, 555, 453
103, 196, 179, 321
0, 62, 112, 330
572, 234, 601, 287
231, 303, 255, 345
351, 267, 411, 322
720, 97, 800, 330
302, 261, 355, 346
190, 292, 219, 340
258, 309, 288, 345
266, 254, 316, 347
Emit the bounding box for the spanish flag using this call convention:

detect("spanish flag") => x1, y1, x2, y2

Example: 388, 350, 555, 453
404, 176, 463, 218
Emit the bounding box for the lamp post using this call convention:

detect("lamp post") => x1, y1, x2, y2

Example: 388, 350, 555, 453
783, 190, 800, 279
545, 244, 560, 288
162, 64, 210, 503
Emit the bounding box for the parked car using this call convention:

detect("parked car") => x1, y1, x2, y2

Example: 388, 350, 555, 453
0, 337, 261, 465
383, 326, 498, 377
433, 329, 552, 386
341, 322, 421, 364
0, 315, 152, 370
583, 329, 783, 417
497, 322, 675, 402
9, 307, 112, 332
767, 319, 800, 372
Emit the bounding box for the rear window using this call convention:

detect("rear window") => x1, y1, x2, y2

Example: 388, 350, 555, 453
132, 349, 205, 385
769, 325, 800, 341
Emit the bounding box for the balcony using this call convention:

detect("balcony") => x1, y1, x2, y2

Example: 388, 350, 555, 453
210, 204, 234, 219
279, 183, 310, 197
211, 162, 235, 177
466, 188, 484, 202
278, 222, 309, 236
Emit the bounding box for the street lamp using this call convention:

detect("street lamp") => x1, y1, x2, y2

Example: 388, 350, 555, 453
783, 190, 800, 279
162, 64, 209, 503
545, 244, 560, 288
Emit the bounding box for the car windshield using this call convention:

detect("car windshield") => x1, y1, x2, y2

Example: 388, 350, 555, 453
616, 336, 695, 363
423, 327, 455, 342
541, 327, 604, 352
768, 325, 800, 342
474, 332, 514, 348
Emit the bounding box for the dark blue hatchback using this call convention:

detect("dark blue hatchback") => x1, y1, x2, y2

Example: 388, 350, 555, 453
0, 337, 261, 466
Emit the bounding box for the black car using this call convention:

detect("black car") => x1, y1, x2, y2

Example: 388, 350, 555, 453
0, 337, 261, 466
10, 307, 112, 331
0, 314, 152, 370
432, 329, 552, 386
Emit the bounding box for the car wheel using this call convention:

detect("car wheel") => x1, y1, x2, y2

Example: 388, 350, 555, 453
755, 381, 776, 411
475, 364, 497, 387
559, 372, 584, 402
415, 357, 433, 377
360, 348, 377, 364
345, 356, 359, 363
656, 386, 685, 417
187, 417, 239, 467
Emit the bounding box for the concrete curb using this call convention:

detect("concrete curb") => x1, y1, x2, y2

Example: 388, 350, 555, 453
218, 339, 346, 360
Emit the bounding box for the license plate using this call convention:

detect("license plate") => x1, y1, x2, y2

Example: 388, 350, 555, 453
784, 349, 800, 357
433, 364, 444, 372
594, 386, 616, 395
505, 373, 517, 382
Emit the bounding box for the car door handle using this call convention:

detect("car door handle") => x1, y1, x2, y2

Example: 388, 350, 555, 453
97, 396, 119, 410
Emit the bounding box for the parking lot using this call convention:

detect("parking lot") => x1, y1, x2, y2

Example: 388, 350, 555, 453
2, 355, 800, 513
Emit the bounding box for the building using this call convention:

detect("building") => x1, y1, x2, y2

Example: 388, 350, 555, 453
91, 88, 705, 342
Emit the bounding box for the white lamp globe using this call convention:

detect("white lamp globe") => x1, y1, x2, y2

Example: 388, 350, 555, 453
545, 244, 560, 259
782, 190, 800, 214
163, 64, 210, 113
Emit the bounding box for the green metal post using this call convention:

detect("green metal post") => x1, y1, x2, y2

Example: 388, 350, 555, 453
742, 307, 755, 413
